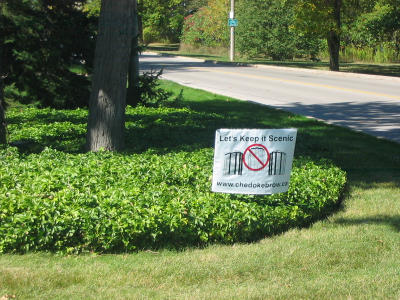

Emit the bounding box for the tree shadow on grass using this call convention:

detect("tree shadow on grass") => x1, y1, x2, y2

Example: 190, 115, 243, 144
340, 63, 400, 78
182, 98, 400, 187
6, 108, 88, 125
7, 108, 88, 153
334, 215, 400, 232
6, 90, 400, 188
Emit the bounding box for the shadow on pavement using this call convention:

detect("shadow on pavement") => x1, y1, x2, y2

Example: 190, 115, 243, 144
272, 101, 400, 143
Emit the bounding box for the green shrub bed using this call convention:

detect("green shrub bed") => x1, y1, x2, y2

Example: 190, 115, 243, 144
0, 106, 346, 253
0, 147, 345, 253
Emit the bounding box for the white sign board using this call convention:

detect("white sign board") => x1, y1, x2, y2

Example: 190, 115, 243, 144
212, 128, 297, 195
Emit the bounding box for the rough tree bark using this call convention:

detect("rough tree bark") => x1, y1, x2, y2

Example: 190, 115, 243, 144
0, 37, 7, 145
126, 0, 140, 107
86, 0, 135, 151
327, 0, 341, 71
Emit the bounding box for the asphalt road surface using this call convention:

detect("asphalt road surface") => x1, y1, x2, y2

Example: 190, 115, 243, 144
140, 53, 400, 143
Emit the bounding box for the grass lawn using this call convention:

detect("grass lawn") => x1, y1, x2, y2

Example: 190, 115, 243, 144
1, 81, 400, 299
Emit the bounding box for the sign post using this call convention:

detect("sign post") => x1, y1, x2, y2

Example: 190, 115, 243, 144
229, 0, 235, 62
212, 128, 297, 195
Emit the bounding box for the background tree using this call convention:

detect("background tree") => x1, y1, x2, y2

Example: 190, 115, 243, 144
181, 0, 323, 60
344, 0, 400, 61
2, 0, 96, 108
140, 0, 185, 43
85, 0, 189, 43
294, 0, 342, 70
86, 0, 136, 152
236, 0, 294, 60
183, 0, 208, 13
181, 0, 229, 48
84, 0, 203, 44
236, 0, 323, 60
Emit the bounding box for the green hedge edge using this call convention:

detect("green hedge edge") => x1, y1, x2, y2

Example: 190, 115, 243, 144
0, 147, 346, 253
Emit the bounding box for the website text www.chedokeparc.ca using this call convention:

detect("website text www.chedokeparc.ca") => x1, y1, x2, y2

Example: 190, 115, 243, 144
216, 181, 289, 189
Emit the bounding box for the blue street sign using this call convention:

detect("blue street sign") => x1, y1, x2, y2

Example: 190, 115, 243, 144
228, 18, 238, 27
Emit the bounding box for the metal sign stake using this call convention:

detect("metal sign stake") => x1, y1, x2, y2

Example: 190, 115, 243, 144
230, 0, 235, 62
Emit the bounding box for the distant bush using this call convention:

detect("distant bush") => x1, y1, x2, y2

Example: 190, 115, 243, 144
236, 0, 324, 60
0, 107, 346, 253
134, 70, 178, 108
180, 0, 323, 60
338, 44, 400, 63
181, 0, 229, 48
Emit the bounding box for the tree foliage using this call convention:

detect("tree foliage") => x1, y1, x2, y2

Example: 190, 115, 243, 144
1, 0, 97, 108
344, 0, 400, 52
180, 0, 399, 64
139, 0, 208, 43
294, 0, 400, 65
236, 0, 323, 60
293, 0, 342, 70
181, 0, 323, 60
181, 0, 229, 48
140, 0, 184, 43
293, 0, 339, 37
84, 0, 203, 43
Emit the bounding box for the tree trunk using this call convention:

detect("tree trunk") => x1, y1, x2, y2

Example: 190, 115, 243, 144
327, 30, 340, 71
127, 0, 140, 107
327, 0, 341, 71
0, 83, 6, 146
137, 0, 143, 42
86, 0, 135, 151
0, 37, 7, 145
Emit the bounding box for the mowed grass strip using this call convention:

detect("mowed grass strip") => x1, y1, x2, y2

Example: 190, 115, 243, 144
147, 44, 400, 78
1, 80, 400, 299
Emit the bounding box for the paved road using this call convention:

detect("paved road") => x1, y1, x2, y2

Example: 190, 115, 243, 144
140, 53, 400, 143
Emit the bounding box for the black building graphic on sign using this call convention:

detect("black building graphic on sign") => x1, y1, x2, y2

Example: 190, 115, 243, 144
224, 152, 243, 175
268, 151, 287, 175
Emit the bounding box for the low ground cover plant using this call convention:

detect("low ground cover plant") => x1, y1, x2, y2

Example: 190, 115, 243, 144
0, 98, 346, 253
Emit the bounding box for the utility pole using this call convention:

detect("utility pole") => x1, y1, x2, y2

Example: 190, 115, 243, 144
229, 0, 235, 62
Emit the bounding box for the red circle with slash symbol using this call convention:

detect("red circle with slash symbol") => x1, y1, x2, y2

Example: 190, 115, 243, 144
242, 144, 270, 171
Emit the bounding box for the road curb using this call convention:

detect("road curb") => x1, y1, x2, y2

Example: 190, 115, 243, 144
251, 63, 400, 82
143, 51, 400, 83
144, 51, 206, 63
